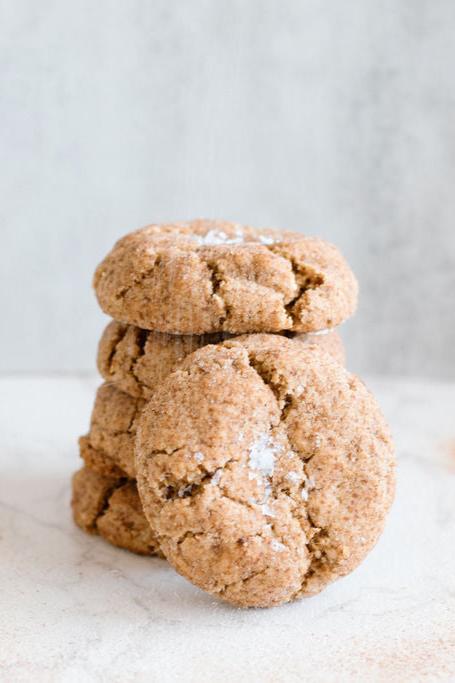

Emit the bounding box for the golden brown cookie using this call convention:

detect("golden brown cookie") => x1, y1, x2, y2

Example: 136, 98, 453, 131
79, 383, 143, 479
94, 220, 358, 335
71, 466, 161, 556
97, 320, 346, 400
136, 335, 395, 608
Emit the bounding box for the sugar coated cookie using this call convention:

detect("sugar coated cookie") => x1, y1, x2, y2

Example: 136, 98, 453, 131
136, 335, 395, 608
94, 220, 358, 335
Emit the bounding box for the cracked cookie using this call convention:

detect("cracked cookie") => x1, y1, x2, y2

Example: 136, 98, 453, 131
71, 466, 161, 556
97, 320, 346, 400
94, 219, 358, 335
136, 335, 395, 608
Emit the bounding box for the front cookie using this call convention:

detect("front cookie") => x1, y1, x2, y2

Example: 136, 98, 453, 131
136, 335, 395, 608
94, 220, 358, 335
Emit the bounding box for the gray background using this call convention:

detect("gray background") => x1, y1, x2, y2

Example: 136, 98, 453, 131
1, 0, 454, 378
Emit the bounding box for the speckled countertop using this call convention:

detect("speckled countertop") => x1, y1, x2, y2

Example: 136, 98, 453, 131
0, 375, 454, 682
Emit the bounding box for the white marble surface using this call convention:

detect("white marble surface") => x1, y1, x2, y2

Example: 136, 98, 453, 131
2, 1, 455, 378
0, 375, 454, 682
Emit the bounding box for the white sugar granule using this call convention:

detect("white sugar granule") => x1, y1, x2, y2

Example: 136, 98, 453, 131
260, 503, 275, 517
247, 497, 275, 518
211, 469, 223, 485
192, 229, 244, 246
191, 227, 277, 247
194, 451, 204, 463
286, 470, 300, 484
178, 484, 193, 498
271, 539, 286, 552
258, 234, 276, 245
247, 434, 283, 516
309, 329, 330, 337
301, 475, 316, 500
248, 434, 281, 479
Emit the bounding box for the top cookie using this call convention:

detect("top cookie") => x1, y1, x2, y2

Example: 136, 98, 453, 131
94, 220, 358, 334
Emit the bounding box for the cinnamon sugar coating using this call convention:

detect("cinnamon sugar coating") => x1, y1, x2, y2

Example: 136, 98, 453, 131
71, 466, 161, 557
94, 220, 358, 335
79, 383, 144, 479
136, 335, 395, 608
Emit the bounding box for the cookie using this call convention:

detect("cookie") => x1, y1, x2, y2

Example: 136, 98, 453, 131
136, 335, 395, 608
97, 320, 346, 400
94, 220, 358, 335
71, 466, 161, 556
79, 383, 143, 479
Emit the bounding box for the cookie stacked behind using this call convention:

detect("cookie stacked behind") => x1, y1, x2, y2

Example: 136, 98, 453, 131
72, 220, 394, 608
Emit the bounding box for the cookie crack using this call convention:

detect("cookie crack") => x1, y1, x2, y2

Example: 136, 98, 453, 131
92, 410, 139, 440
174, 529, 287, 595
216, 565, 271, 597
126, 400, 143, 435
114, 254, 162, 301
293, 527, 330, 598
206, 260, 228, 326
92, 478, 128, 533
105, 323, 129, 377
285, 262, 324, 320
80, 437, 126, 478
243, 350, 291, 418
175, 529, 205, 546
265, 247, 325, 324
129, 328, 149, 386
241, 349, 328, 591
156, 456, 239, 504
156, 453, 285, 540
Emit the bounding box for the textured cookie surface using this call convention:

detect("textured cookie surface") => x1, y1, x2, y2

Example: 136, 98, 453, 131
94, 220, 358, 334
136, 335, 395, 608
71, 466, 161, 556
98, 320, 346, 400
79, 383, 143, 479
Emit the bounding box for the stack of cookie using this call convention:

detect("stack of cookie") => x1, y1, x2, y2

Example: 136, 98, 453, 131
72, 220, 395, 608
